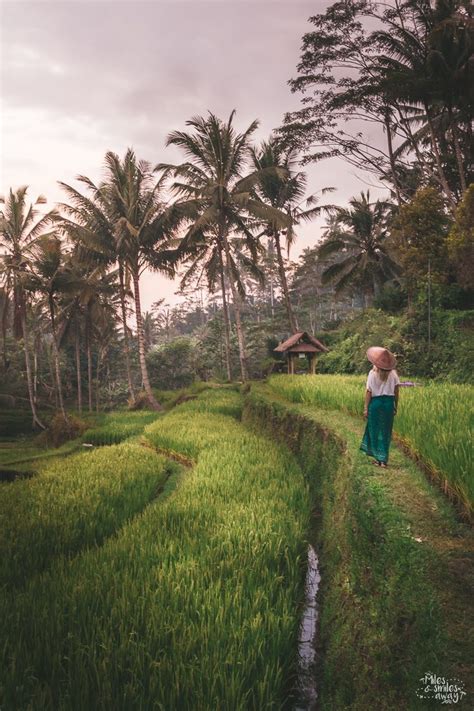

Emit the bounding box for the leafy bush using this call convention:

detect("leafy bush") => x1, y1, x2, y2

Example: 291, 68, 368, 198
40, 413, 88, 448
316, 307, 474, 382
147, 337, 200, 389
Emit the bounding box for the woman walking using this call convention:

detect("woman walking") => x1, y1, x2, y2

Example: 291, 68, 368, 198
360, 347, 400, 468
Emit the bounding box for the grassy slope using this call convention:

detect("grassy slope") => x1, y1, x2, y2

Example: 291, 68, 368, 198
244, 383, 474, 710
0, 389, 312, 710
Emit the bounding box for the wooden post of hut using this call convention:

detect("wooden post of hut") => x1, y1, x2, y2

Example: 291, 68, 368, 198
274, 331, 329, 374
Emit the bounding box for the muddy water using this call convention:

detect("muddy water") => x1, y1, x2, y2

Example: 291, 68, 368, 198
295, 544, 321, 711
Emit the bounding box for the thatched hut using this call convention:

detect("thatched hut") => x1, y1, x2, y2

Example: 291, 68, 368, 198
274, 331, 329, 374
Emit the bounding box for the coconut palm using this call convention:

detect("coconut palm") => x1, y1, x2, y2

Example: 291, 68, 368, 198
0, 187, 56, 428
318, 192, 400, 305
178, 225, 266, 381
102, 149, 178, 408
60, 149, 176, 409
27, 234, 70, 416
251, 138, 332, 332
58, 250, 118, 412
58, 176, 137, 405
157, 111, 289, 381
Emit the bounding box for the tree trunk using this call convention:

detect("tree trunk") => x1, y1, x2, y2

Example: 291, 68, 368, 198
86, 320, 93, 412
396, 103, 450, 202
1, 293, 8, 369
268, 236, 275, 319
384, 112, 403, 206
33, 341, 38, 407
49, 297, 66, 417
218, 243, 232, 382
75, 327, 82, 413
221, 228, 248, 382
425, 104, 457, 211
132, 270, 162, 410
274, 231, 298, 332
450, 116, 467, 194
118, 264, 136, 404
21, 312, 45, 429
95, 348, 102, 412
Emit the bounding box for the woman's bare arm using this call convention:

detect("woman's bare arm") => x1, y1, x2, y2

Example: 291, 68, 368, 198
364, 389, 372, 418
394, 384, 400, 414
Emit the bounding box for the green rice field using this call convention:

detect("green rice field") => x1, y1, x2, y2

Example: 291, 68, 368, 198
1, 381, 472, 710
268, 374, 473, 518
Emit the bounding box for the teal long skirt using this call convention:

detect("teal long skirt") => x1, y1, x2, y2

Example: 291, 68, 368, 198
360, 395, 395, 464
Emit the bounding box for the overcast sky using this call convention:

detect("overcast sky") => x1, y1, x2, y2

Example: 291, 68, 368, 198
1, 0, 385, 309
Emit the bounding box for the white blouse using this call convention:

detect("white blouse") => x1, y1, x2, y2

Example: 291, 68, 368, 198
366, 368, 400, 397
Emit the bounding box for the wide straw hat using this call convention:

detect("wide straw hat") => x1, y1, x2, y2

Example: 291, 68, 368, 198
367, 346, 397, 371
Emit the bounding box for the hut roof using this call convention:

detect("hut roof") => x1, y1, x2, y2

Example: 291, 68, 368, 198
274, 331, 329, 353
286, 343, 320, 353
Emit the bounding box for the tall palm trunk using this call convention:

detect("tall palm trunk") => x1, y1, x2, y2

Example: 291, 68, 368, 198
75, 327, 82, 413
274, 231, 298, 333
449, 111, 467, 194
1, 294, 8, 370
221, 227, 248, 382
86, 317, 93, 412
217, 243, 232, 381
21, 312, 45, 429
131, 270, 162, 410
33, 333, 39, 407
49, 296, 66, 417
95, 348, 102, 412
118, 264, 136, 403
384, 112, 403, 206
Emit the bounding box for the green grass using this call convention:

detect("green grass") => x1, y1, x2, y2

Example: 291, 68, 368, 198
0, 389, 311, 710
81, 411, 163, 446
268, 374, 473, 518
0, 442, 175, 587
244, 384, 474, 710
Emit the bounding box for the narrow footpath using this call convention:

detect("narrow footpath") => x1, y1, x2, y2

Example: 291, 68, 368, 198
245, 385, 474, 710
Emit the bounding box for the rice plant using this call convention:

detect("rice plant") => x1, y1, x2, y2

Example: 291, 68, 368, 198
0, 442, 174, 587
81, 411, 162, 446
0, 391, 310, 710
269, 375, 473, 515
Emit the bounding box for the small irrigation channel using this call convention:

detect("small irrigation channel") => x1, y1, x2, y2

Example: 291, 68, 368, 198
293, 544, 321, 711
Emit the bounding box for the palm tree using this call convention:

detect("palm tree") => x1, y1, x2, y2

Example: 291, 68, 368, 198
60, 149, 176, 409
102, 149, 177, 408
157, 111, 289, 381
58, 176, 137, 405
28, 234, 69, 416
251, 138, 332, 332
318, 192, 399, 305
178, 225, 266, 381
142, 311, 157, 353
0, 187, 56, 428
59, 251, 118, 412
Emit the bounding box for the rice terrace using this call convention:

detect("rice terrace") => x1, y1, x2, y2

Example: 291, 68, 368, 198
1, 0, 473, 709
